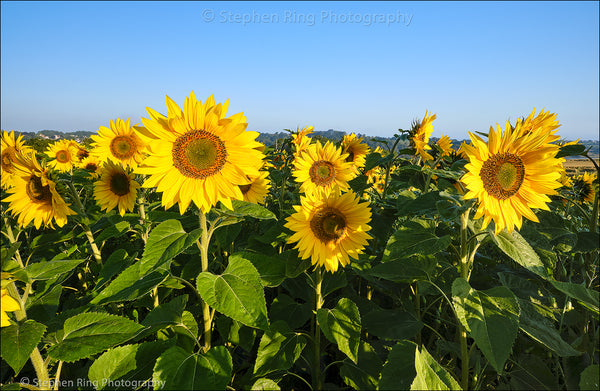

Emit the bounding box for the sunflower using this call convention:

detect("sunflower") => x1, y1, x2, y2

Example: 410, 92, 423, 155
285, 191, 372, 272
435, 135, 454, 157
1, 130, 35, 190
410, 111, 437, 162
571, 172, 597, 204
341, 133, 370, 172
78, 155, 103, 179
461, 121, 562, 234
293, 141, 353, 197
45, 139, 78, 173
1, 288, 20, 327
239, 171, 271, 204
516, 108, 560, 145
94, 160, 140, 216
136, 92, 265, 214
91, 118, 147, 169
291, 126, 314, 162
67, 140, 90, 162
3, 153, 76, 229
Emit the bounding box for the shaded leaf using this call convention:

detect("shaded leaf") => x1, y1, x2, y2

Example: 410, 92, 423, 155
317, 298, 361, 364
379, 340, 417, 390
0, 320, 46, 374
551, 280, 599, 313
339, 341, 383, 390
25, 259, 85, 281
253, 320, 307, 377
363, 310, 423, 340
383, 221, 451, 261
580, 364, 599, 391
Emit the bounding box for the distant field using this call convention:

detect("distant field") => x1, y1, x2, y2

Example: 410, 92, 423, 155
563, 158, 599, 175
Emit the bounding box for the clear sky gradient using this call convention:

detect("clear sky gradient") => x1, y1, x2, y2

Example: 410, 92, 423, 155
1, 1, 598, 139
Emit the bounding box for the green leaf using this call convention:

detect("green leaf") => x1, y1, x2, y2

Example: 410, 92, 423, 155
551, 280, 599, 313
316, 298, 361, 364
141, 295, 188, 329
411, 345, 461, 390
230, 252, 286, 287
491, 229, 549, 278
368, 255, 436, 283
452, 278, 520, 373
26, 284, 62, 323
91, 261, 167, 305
47, 312, 144, 362
94, 221, 130, 244
509, 354, 558, 390
379, 340, 417, 390
251, 378, 280, 390
363, 310, 423, 340
518, 299, 581, 357
580, 365, 599, 391
1, 242, 21, 265
383, 221, 451, 261
339, 341, 382, 390
348, 174, 370, 194
95, 249, 131, 291
219, 200, 276, 220
196, 256, 269, 330
269, 294, 312, 329
153, 346, 232, 390
572, 231, 600, 253
88, 340, 172, 390
0, 320, 46, 374
253, 320, 307, 377
25, 259, 85, 281
141, 219, 202, 274
555, 143, 586, 158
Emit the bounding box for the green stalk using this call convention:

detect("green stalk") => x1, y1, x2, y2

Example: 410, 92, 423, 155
313, 267, 324, 390
458, 209, 470, 390
67, 182, 102, 265
198, 212, 212, 351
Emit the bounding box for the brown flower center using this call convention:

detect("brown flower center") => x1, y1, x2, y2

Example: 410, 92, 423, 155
26, 175, 52, 203
56, 150, 70, 163
479, 152, 525, 200
109, 172, 131, 196
85, 163, 98, 171
110, 135, 137, 160
309, 160, 336, 186
172, 130, 227, 179
310, 207, 347, 243
239, 184, 252, 195
1, 149, 16, 173
345, 149, 355, 163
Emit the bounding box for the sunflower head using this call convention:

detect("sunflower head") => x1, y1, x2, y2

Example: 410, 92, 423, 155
292, 141, 353, 197
516, 108, 560, 144
285, 191, 372, 272
341, 133, 370, 172
434, 135, 454, 157
94, 160, 140, 216
91, 118, 148, 169
239, 171, 271, 204
1, 130, 35, 190
78, 155, 103, 179
571, 172, 597, 204
136, 92, 265, 214
409, 111, 437, 162
291, 126, 314, 161
461, 120, 562, 234
3, 153, 76, 229
45, 139, 78, 173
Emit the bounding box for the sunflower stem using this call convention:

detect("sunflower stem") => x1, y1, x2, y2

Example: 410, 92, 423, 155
66, 182, 102, 265
6, 283, 50, 388
199, 212, 212, 352
313, 267, 324, 390
458, 209, 470, 390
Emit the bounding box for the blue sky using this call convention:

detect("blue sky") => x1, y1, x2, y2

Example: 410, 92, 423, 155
1, 1, 598, 139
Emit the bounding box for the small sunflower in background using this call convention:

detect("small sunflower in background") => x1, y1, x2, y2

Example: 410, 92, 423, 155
3, 153, 76, 229
94, 160, 140, 216
68, 140, 90, 162
461, 119, 562, 234
340, 133, 370, 173
46, 139, 79, 173
239, 171, 271, 204
1, 130, 35, 190
571, 172, 597, 204
91, 118, 148, 169
1, 288, 20, 327
136, 92, 265, 214
291, 126, 314, 161
285, 191, 372, 272
78, 155, 103, 179
435, 134, 454, 157
293, 140, 353, 197
409, 111, 437, 162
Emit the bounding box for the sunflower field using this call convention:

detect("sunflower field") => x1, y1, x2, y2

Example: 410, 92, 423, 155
1, 92, 598, 391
